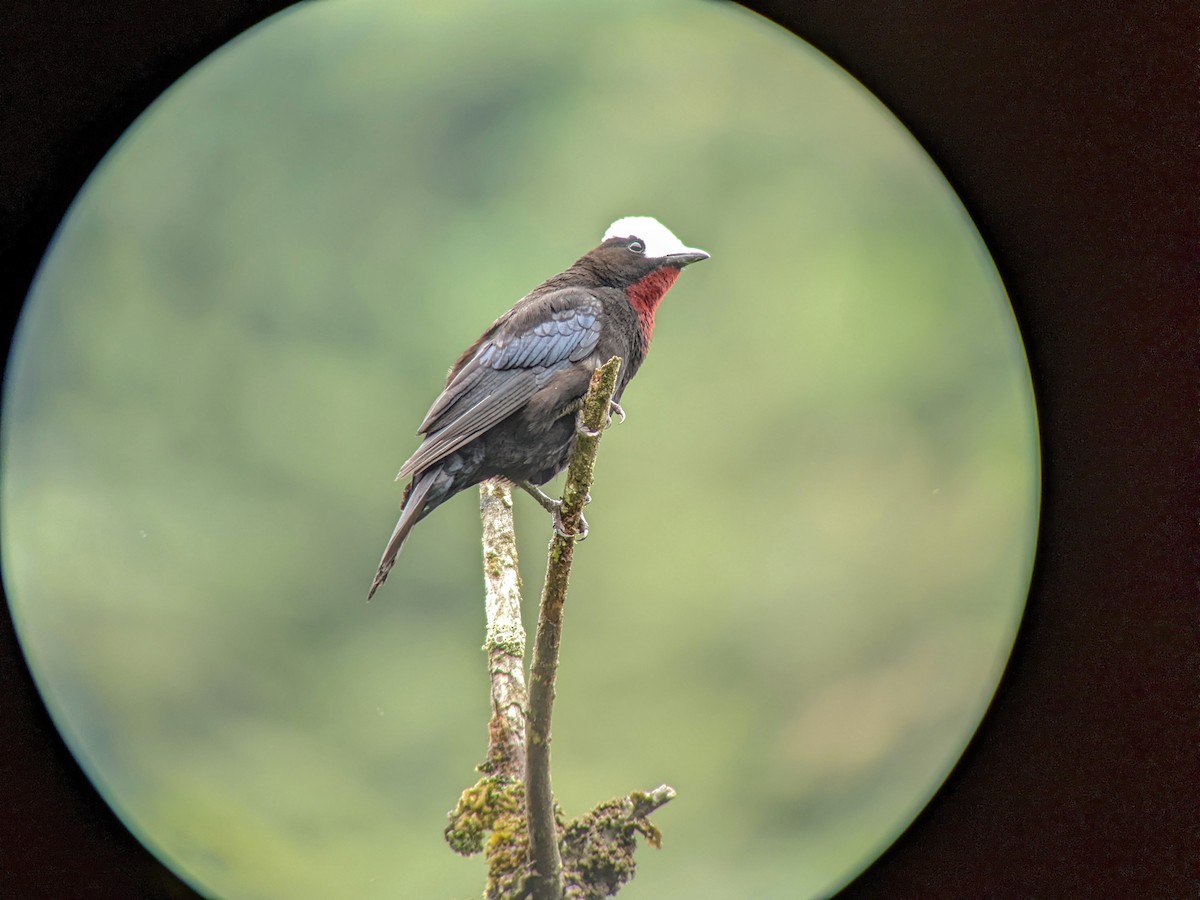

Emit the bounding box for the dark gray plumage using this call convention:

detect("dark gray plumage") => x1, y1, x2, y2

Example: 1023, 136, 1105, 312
368, 217, 707, 598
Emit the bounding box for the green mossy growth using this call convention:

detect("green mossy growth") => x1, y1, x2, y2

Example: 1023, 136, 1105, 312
559, 796, 664, 899
445, 776, 536, 898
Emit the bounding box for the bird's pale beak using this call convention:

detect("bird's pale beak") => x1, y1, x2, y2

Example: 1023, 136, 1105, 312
664, 249, 710, 267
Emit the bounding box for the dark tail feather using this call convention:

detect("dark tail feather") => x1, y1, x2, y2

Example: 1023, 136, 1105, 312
368, 471, 437, 600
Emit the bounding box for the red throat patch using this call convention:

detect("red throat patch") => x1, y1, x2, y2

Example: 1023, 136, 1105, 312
626, 267, 681, 343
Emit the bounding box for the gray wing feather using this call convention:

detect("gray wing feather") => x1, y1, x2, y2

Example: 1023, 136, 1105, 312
396, 292, 602, 480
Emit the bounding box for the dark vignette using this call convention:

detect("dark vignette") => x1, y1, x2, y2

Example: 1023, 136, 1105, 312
0, 1, 1194, 897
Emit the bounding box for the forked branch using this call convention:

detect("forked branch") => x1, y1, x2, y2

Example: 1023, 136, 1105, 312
449, 356, 674, 899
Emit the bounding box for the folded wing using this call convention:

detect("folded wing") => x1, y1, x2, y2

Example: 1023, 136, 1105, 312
396, 288, 603, 480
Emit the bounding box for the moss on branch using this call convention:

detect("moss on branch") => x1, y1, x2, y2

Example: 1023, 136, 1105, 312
448, 357, 676, 899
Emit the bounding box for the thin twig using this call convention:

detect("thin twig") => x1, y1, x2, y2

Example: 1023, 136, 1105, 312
526, 356, 622, 900
479, 480, 527, 779
626, 784, 677, 821
559, 784, 678, 898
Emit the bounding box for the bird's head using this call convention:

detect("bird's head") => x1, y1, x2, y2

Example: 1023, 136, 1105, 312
597, 216, 710, 272
584, 216, 708, 341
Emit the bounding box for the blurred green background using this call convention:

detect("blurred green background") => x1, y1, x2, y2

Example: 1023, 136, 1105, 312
2, 1, 1038, 897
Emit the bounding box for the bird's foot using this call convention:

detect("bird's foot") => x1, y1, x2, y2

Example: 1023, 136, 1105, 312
565, 398, 624, 436
576, 406, 624, 437
553, 506, 589, 542
576, 410, 603, 438
516, 481, 589, 540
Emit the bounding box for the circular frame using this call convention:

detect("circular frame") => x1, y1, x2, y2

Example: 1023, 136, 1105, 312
0, 1, 1194, 897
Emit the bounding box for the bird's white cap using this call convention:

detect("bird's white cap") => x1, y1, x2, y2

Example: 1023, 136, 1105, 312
603, 216, 708, 261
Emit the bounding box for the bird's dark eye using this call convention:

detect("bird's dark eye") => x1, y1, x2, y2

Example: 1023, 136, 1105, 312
628, 239, 646, 253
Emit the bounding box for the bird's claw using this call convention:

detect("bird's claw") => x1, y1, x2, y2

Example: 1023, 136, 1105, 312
517, 481, 589, 540
575, 410, 603, 438
553, 506, 589, 542
575, 401, 624, 436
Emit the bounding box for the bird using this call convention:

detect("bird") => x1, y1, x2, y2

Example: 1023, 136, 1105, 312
367, 216, 708, 599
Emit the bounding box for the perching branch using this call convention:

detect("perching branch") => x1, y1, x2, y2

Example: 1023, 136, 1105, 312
526, 356, 622, 900
446, 355, 675, 899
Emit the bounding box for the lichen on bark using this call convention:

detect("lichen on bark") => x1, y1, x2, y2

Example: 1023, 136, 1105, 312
446, 358, 675, 899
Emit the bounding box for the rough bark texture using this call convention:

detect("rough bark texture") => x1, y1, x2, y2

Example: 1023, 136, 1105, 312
526, 356, 622, 900
446, 357, 675, 899
478, 480, 527, 780
446, 481, 533, 899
